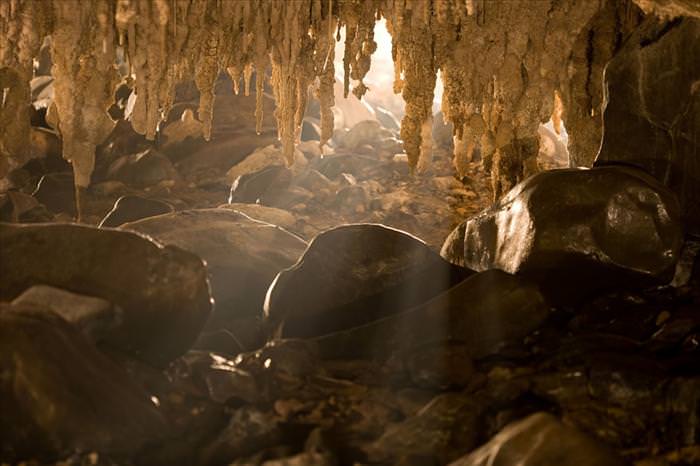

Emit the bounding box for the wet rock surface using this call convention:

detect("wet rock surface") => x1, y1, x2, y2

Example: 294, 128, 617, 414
265, 224, 472, 339
0, 222, 212, 366
443, 166, 684, 303
123, 209, 307, 353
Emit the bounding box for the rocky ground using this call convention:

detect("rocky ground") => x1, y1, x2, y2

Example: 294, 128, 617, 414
1, 75, 699, 466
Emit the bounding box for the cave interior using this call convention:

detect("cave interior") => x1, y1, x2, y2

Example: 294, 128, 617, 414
1, 0, 700, 465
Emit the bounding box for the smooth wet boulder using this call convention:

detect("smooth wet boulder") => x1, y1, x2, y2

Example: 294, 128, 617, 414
443, 166, 683, 303
448, 412, 625, 466
228, 165, 293, 206
123, 209, 307, 351
0, 223, 212, 366
311, 269, 549, 360
99, 195, 174, 228
264, 224, 473, 339
0, 303, 167, 461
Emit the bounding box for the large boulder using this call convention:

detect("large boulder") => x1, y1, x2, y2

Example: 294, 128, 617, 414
264, 224, 473, 339
123, 209, 307, 351
311, 269, 549, 360
595, 17, 700, 234
448, 412, 625, 466
443, 166, 683, 303
0, 303, 167, 461
0, 223, 212, 366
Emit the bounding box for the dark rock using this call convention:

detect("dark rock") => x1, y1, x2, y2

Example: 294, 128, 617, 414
12, 285, 120, 342
311, 269, 549, 360
312, 153, 385, 180
374, 106, 401, 131
0, 223, 212, 367
445, 166, 683, 304
123, 209, 307, 352
99, 195, 174, 228
32, 172, 76, 216
448, 412, 625, 466
265, 224, 471, 339
334, 185, 369, 214
405, 343, 474, 390
106, 148, 178, 188
368, 393, 480, 464
595, 17, 700, 234
0, 303, 167, 461
229, 165, 293, 206
293, 169, 334, 193
0, 190, 53, 222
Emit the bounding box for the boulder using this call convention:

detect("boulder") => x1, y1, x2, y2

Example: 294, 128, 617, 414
99, 195, 174, 228
448, 412, 625, 466
106, 148, 178, 188
123, 209, 307, 351
0, 223, 212, 366
226, 144, 306, 185
311, 269, 549, 360
12, 285, 119, 342
0, 303, 167, 461
443, 166, 683, 303
220, 203, 298, 231
31, 172, 75, 217
228, 165, 293, 206
264, 224, 472, 339
595, 17, 700, 234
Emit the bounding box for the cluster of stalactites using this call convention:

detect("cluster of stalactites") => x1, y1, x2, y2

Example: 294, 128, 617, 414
1, 0, 609, 191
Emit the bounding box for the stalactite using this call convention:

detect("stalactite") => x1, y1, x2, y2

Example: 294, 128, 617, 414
1, 0, 647, 200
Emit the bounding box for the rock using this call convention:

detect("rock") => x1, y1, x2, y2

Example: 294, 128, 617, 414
32, 172, 75, 216
0, 303, 167, 461
229, 165, 293, 206
445, 166, 683, 304
200, 407, 283, 466
106, 148, 178, 188
123, 209, 307, 352
440, 222, 467, 267
226, 144, 306, 185
342, 120, 392, 150
311, 269, 548, 360
220, 203, 298, 231
448, 412, 625, 466
334, 185, 369, 214
405, 343, 474, 390
0, 223, 212, 367
293, 169, 334, 193
0, 190, 52, 222
374, 105, 401, 131
595, 17, 700, 234
313, 153, 385, 180
99, 195, 174, 228
12, 285, 120, 342
265, 224, 471, 339
368, 393, 480, 464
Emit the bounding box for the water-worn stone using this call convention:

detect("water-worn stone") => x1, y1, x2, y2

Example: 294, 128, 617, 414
220, 203, 298, 231
0, 223, 212, 366
265, 224, 471, 339
12, 285, 120, 342
106, 148, 178, 188
311, 269, 549, 360
444, 166, 683, 303
596, 17, 700, 234
0, 303, 167, 461
99, 195, 174, 228
226, 144, 306, 185
31, 172, 75, 216
448, 412, 625, 466
123, 209, 307, 351
229, 165, 293, 206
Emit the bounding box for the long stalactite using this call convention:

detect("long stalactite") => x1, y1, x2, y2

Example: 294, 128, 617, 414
0, 0, 676, 195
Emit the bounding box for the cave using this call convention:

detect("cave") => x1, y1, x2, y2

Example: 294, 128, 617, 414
1, 0, 699, 465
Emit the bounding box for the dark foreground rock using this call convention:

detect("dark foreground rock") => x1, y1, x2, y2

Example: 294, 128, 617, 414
0, 303, 167, 461
449, 412, 625, 466
443, 166, 683, 303
123, 209, 307, 352
99, 195, 174, 228
0, 222, 212, 366
310, 269, 549, 360
265, 224, 472, 339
